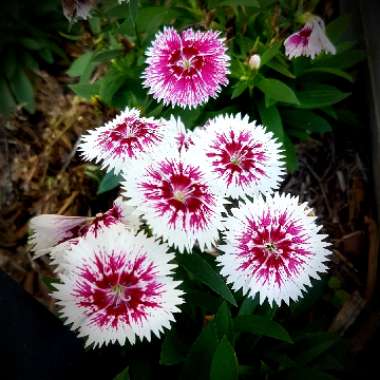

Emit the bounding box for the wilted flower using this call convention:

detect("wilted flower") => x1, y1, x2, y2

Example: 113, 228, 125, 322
61, 0, 96, 22
53, 226, 183, 347
29, 197, 139, 261
189, 114, 285, 199
79, 107, 176, 175
218, 193, 330, 306
284, 15, 336, 59
142, 27, 230, 109
248, 54, 261, 70
122, 149, 225, 253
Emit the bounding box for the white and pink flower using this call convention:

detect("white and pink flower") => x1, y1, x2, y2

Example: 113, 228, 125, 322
189, 114, 285, 199
218, 193, 330, 306
29, 197, 139, 261
79, 107, 175, 174
284, 16, 336, 59
142, 27, 230, 109
53, 226, 183, 347
122, 150, 225, 253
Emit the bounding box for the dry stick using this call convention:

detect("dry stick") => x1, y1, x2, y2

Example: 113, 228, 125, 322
57, 191, 79, 215
301, 159, 334, 220
365, 216, 380, 301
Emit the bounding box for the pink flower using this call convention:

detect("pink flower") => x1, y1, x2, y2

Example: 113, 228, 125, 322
79, 107, 176, 174
142, 27, 230, 109
218, 193, 330, 306
53, 226, 184, 347
284, 16, 336, 59
29, 197, 139, 261
189, 114, 285, 199
122, 150, 225, 253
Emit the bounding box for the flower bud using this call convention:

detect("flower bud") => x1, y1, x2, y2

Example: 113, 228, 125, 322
248, 54, 261, 70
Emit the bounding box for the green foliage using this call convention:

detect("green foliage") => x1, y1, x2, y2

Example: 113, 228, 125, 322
66, 0, 363, 176
49, 1, 358, 378
0, 1, 69, 116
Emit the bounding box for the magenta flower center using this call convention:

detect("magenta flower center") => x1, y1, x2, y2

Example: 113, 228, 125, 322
207, 130, 267, 187
238, 212, 311, 286
97, 116, 162, 159
140, 160, 216, 230
290, 26, 312, 47
169, 45, 205, 78
75, 254, 162, 328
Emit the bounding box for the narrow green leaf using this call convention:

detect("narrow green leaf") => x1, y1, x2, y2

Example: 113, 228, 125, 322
160, 328, 188, 365
210, 337, 238, 380
93, 49, 125, 63
296, 84, 350, 109
238, 296, 259, 316
177, 254, 237, 306
256, 77, 299, 105
299, 67, 353, 82
257, 101, 284, 141
326, 14, 352, 44
181, 323, 218, 380
215, 302, 233, 340
313, 49, 366, 69
0, 78, 16, 116
216, 0, 259, 7
234, 315, 293, 343
99, 73, 126, 105
9, 70, 35, 113
97, 171, 123, 195
113, 367, 130, 380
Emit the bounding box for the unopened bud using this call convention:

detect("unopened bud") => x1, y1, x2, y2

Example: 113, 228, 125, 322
248, 54, 261, 70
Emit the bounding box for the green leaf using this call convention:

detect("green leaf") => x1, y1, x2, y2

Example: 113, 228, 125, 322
93, 49, 125, 63
9, 70, 35, 113
160, 328, 188, 365
210, 337, 238, 380
67, 51, 94, 78
299, 67, 353, 82
260, 42, 281, 66
99, 72, 127, 105
234, 315, 293, 343
113, 367, 130, 380
177, 254, 237, 306
266, 60, 295, 79
283, 110, 332, 134
39, 48, 54, 64
326, 14, 352, 44
313, 49, 366, 69
97, 171, 123, 195
231, 80, 248, 99
238, 296, 259, 316
215, 302, 233, 341
296, 84, 350, 109
257, 101, 284, 141
280, 367, 336, 380
0, 78, 16, 116
214, 0, 259, 6
69, 83, 99, 99
20, 38, 41, 50
181, 323, 219, 380
256, 76, 299, 105
283, 134, 298, 172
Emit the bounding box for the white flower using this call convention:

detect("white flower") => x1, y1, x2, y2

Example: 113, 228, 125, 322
188, 114, 285, 199
78, 107, 176, 175
122, 148, 225, 253
284, 15, 336, 59
53, 225, 184, 348
218, 193, 330, 306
